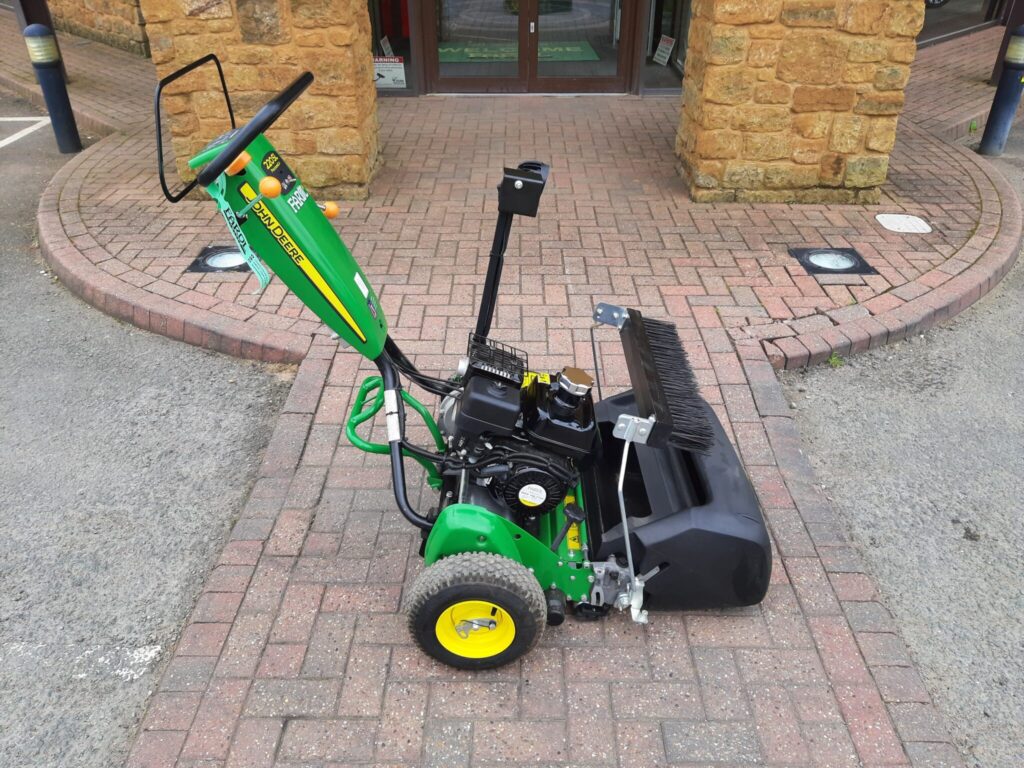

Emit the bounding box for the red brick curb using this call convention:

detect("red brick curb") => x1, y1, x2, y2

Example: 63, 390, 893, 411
762, 123, 1022, 370
34, 130, 311, 364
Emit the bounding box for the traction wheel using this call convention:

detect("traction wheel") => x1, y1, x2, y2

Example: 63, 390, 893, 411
406, 552, 546, 669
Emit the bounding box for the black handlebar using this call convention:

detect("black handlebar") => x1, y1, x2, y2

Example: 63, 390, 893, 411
196, 71, 314, 187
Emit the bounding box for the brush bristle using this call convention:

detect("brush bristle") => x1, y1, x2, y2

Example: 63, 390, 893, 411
641, 316, 714, 454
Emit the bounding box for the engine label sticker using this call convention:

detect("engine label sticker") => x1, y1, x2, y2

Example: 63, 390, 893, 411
239, 181, 366, 343
518, 483, 548, 508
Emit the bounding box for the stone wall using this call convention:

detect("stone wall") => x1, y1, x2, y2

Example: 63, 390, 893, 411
677, 0, 925, 202
140, 0, 379, 200
50, 0, 150, 56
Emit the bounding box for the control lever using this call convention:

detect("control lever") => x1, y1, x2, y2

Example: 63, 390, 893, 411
236, 175, 281, 219
550, 503, 585, 552
318, 201, 339, 219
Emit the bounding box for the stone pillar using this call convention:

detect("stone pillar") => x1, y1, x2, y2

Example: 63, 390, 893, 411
48, 0, 150, 56
141, 0, 379, 199
677, 0, 924, 203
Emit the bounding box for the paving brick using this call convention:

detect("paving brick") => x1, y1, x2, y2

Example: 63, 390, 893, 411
216, 611, 274, 679
663, 720, 763, 763
277, 718, 377, 762
375, 682, 430, 762
269, 583, 324, 644
301, 612, 356, 678
802, 721, 861, 768
126, 730, 186, 768
177, 623, 231, 658
749, 684, 810, 763
180, 679, 250, 761
842, 600, 897, 633
244, 679, 340, 718
834, 683, 909, 765
686, 613, 771, 648
520, 646, 567, 718
904, 740, 968, 767
193, 592, 244, 625
858, 631, 914, 667
159, 656, 217, 693
422, 719, 473, 768
890, 702, 954, 744
255, 643, 306, 679
225, 718, 283, 768
142, 692, 202, 732
692, 648, 752, 721
873, 666, 933, 704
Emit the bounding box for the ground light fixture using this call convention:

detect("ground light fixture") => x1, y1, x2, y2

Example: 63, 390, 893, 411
788, 247, 878, 276
186, 245, 251, 273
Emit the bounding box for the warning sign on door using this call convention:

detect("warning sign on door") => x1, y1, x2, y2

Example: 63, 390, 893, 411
374, 56, 407, 89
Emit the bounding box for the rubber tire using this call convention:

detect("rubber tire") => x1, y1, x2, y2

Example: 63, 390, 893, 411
406, 552, 547, 670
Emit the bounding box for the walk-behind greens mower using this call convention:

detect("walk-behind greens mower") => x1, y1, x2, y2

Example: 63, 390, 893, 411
156, 59, 772, 669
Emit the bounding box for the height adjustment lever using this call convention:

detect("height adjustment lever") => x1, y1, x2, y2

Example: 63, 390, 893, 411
236, 175, 281, 219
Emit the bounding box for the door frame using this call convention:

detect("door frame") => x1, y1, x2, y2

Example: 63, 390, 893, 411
421, 0, 640, 93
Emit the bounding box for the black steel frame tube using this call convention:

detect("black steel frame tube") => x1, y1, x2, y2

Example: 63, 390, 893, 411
474, 210, 514, 338
375, 354, 433, 531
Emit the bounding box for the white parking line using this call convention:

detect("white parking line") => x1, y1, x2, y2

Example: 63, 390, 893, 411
0, 117, 51, 149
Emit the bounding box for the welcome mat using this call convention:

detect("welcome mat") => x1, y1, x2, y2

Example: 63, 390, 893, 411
438, 41, 600, 63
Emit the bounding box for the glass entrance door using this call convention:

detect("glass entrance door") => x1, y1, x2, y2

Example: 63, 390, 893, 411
427, 0, 634, 92
530, 0, 628, 89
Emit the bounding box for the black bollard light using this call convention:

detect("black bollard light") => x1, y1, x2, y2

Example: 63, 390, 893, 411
23, 23, 81, 154
979, 25, 1024, 157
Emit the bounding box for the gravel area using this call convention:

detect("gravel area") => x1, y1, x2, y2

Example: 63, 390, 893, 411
0, 93, 293, 767
784, 230, 1024, 765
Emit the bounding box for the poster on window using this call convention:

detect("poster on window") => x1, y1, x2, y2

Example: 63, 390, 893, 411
653, 35, 675, 66
374, 56, 407, 89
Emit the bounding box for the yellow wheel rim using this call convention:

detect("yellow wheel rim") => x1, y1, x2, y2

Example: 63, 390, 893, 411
435, 599, 516, 659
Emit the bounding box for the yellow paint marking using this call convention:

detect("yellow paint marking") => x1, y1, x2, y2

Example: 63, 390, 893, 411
240, 182, 366, 343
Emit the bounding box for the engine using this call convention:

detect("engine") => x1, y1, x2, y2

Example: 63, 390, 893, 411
437, 335, 598, 533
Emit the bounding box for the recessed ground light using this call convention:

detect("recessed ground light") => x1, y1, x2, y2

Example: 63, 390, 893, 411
186, 245, 251, 273
789, 247, 877, 276
875, 213, 932, 233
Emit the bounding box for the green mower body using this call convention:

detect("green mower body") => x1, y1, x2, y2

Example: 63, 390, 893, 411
188, 133, 388, 359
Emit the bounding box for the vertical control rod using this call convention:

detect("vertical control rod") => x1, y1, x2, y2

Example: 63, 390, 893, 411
474, 210, 513, 338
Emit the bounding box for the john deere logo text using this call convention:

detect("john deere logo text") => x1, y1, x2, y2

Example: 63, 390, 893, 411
240, 182, 366, 343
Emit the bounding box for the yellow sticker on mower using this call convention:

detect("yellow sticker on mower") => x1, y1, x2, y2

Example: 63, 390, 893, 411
521, 371, 551, 389
566, 522, 582, 551
240, 182, 366, 343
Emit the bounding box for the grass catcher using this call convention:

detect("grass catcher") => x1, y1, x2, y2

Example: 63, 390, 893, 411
155, 59, 772, 670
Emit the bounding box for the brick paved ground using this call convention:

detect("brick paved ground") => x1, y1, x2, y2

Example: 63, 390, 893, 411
903, 26, 1003, 142
2, 12, 1019, 767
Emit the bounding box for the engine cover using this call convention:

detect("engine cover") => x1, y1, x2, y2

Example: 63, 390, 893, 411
495, 462, 566, 516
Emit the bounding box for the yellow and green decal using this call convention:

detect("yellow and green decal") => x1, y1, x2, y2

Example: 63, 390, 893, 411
239, 182, 366, 344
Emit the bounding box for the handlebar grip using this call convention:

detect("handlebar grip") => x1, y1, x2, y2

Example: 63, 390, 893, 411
197, 71, 313, 187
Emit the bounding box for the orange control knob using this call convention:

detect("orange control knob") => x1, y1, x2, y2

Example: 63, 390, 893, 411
259, 176, 282, 199
322, 201, 340, 219
226, 151, 250, 176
